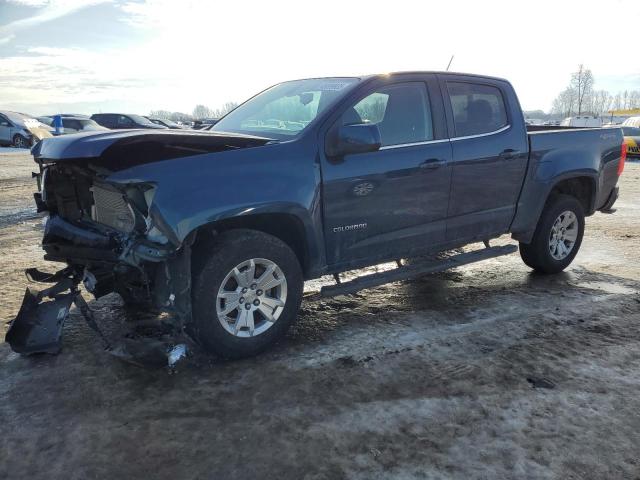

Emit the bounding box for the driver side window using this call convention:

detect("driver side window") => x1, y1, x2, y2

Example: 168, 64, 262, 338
0, 115, 10, 127
341, 82, 434, 147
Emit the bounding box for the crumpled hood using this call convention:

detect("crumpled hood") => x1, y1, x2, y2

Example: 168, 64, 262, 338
31, 129, 274, 165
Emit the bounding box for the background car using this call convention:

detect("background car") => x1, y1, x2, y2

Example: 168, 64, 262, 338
90, 113, 167, 130
0, 110, 53, 147
192, 118, 219, 130
560, 115, 603, 127
37, 115, 109, 135
145, 117, 185, 129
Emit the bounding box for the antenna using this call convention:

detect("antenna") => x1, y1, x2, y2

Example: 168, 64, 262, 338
446, 55, 454, 71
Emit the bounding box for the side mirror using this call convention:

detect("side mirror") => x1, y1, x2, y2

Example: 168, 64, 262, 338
327, 123, 381, 158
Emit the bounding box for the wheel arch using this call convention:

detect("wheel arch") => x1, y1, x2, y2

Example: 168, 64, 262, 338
548, 175, 596, 214
512, 172, 597, 244
189, 211, 320, 279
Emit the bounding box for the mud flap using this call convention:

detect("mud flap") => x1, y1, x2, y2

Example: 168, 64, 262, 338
5, 288, 76, 354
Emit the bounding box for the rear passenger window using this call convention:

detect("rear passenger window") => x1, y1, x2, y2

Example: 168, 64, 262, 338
343, 82, 433, 147
447, 82, 508, 137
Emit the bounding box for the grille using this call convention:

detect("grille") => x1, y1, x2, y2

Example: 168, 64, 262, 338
91, 185, 136, 233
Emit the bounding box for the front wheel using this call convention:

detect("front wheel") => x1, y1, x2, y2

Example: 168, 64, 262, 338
12, 134, 30, 149
191, 229, 303, 358
519, 194, 585, 274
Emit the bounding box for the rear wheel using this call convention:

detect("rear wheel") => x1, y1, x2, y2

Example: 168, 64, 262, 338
519, 194, 585, 274
191, 229, 303, 358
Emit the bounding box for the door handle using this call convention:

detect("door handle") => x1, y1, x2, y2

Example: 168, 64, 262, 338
419, 158, 445, 169
499, 149, 519, 160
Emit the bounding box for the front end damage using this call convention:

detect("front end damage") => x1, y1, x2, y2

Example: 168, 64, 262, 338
6, 143, 196, 364
5, 130, 272, 363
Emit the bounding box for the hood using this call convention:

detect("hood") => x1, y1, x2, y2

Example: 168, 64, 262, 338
31, 129, 274, 166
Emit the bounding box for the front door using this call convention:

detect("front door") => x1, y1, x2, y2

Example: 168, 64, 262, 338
321, 77, 452, 268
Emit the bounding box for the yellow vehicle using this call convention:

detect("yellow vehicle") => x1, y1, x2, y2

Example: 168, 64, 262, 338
622, 127, 640, 158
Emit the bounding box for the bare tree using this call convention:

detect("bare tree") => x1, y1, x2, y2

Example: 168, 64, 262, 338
211, 102, 239, 118
149, 109, 172, 119
551, 87, 576, 117
590, 90, 613, 116
571, 64, 594, 115
192, 104, 213, 119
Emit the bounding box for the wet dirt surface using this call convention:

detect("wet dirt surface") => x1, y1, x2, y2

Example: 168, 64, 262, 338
1, 150, 639, 479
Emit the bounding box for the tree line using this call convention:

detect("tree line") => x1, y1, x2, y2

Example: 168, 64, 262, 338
149, 102, 239, 122
551, 64, 640, 117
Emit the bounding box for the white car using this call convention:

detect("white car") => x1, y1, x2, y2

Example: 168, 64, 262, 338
0, 110, 53, 148
560, 115, 603, 128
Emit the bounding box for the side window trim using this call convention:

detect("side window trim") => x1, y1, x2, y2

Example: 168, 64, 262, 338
442, 77, 511, 140
449, 124, 511, 142
379, 138, 449, 150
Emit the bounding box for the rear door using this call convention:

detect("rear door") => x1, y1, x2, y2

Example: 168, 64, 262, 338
320, 74, 452, 267
439, 75, 528, 241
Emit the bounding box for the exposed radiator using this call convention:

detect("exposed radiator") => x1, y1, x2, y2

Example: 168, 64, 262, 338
91, 185, 136, 233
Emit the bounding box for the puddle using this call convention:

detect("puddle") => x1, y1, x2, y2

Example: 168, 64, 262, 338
577, 281, 637, 295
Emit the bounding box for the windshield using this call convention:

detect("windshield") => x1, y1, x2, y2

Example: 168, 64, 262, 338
622, 127, 640, 136
154, 118, 179, 127
211, 77, 359, 139
129, 114, 156, 126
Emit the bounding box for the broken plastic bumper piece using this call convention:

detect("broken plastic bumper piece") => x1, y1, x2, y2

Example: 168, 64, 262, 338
5, 267, 80, 355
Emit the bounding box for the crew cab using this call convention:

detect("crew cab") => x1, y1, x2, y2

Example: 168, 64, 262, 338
6, 72, 626, 360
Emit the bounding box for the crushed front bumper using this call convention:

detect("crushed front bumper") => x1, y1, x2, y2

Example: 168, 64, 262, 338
5, 266, 189, 368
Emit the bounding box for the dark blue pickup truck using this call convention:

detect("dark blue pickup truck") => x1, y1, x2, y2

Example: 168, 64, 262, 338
7, 71, 627, 360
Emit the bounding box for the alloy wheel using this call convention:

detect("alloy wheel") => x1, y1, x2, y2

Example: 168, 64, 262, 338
216, 258, 287, 337
548, 210, 578, 260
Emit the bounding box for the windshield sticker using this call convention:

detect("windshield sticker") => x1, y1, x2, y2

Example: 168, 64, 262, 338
319, 82, 351, 91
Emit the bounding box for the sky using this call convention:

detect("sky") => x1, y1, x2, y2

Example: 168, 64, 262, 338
0, 0, 638, 116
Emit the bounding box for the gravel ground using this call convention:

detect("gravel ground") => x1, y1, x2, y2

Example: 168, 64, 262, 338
1, 150, 639, 480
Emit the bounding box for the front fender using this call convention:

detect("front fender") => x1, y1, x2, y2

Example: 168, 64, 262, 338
106, 139, 326, 275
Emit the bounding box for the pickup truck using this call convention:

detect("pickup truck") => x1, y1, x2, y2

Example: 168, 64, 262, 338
6, 71, 626, 360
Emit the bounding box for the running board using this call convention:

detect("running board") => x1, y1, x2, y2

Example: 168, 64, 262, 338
320, 244, 518, 298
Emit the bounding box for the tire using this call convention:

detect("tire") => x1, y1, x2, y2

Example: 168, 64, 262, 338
12, 134, 29, 149
191, 229, 303, 359
519, 194, 585, 274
